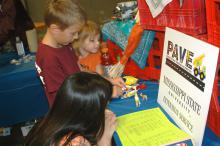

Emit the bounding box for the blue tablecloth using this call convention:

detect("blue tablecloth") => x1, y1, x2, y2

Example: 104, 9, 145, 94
108, 81, 220, 146
0, 55, 49, 126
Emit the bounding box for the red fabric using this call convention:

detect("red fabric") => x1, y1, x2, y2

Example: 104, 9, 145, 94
123, 59, 160, 80
207, 58, 220, 137
107, 39, 161, 80
36, 43, 80, 107
106, 40, 123, 64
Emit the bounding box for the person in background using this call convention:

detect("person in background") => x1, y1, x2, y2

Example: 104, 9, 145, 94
35, 0, 86, 107
73, 20, 125, 89
0, 0, 16, 48
24, 72, 117, 146
0, 0, 34, 52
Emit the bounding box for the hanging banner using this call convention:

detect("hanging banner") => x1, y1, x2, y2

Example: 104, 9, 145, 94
157, 28, 219, 146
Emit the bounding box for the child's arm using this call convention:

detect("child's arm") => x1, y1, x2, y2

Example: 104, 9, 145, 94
96, 64, 105, 75
108, 77, 125, 98
109, 77, 125, 88
77, 60, 83, 71
112, 85, 123, 98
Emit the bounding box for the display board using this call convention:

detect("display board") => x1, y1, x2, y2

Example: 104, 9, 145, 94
157, 27, 219, 146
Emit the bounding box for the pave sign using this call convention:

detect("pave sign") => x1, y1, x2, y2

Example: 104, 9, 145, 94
157, 27, 219, 146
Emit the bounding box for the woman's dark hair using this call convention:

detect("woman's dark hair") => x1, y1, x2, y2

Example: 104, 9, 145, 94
24, 72, 113, 146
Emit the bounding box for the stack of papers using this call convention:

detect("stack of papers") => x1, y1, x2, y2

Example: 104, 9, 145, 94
116, 108, 193, 146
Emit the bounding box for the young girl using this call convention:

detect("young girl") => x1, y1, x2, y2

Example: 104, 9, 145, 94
73, 20, 103, 75
73, 20, 125, 91
24, 72, 117, 146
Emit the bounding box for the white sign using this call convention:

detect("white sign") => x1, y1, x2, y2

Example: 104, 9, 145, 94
157, 28, 219, 146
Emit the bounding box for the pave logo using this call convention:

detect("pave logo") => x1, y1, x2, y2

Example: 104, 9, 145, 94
166, 40, 206, 92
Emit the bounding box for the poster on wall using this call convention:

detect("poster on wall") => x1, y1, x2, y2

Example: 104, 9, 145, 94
157, 27, 219, 146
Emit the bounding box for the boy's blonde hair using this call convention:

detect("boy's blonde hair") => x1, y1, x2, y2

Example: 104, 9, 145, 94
73, 20, 100, 54
44, 0, 86, 30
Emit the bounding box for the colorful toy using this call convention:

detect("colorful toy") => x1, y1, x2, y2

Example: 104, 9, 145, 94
140, 93, 148, 100
122, 76, 147, 107
123, 76, 138, 85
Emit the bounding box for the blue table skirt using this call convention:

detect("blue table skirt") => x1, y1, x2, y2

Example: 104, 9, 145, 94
0, 56, 49, 126
108, 81, 220, 146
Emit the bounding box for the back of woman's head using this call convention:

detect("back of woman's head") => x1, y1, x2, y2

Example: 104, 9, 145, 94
25, 72, 112, 146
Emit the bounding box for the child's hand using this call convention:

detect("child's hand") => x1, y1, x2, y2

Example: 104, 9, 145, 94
112, 85, 123, 98
98, 110, 117, 146
110, 77, 125, 88
106, 77, 125, 98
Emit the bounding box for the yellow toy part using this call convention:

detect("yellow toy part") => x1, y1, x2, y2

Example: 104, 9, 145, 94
123, 76, 138, 85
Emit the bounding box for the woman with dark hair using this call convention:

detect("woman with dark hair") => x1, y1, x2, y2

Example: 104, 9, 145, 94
24, 72, 117, 146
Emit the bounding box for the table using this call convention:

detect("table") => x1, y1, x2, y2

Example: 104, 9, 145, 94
0, 54, 49, 126
108, 81, 220, 146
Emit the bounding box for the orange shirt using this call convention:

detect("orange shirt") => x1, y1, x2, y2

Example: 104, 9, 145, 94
79, 52, 101, 73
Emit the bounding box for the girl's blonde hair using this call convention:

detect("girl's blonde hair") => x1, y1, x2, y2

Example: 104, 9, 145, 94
73, 20, 100, 55
44, 0, 86, 30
